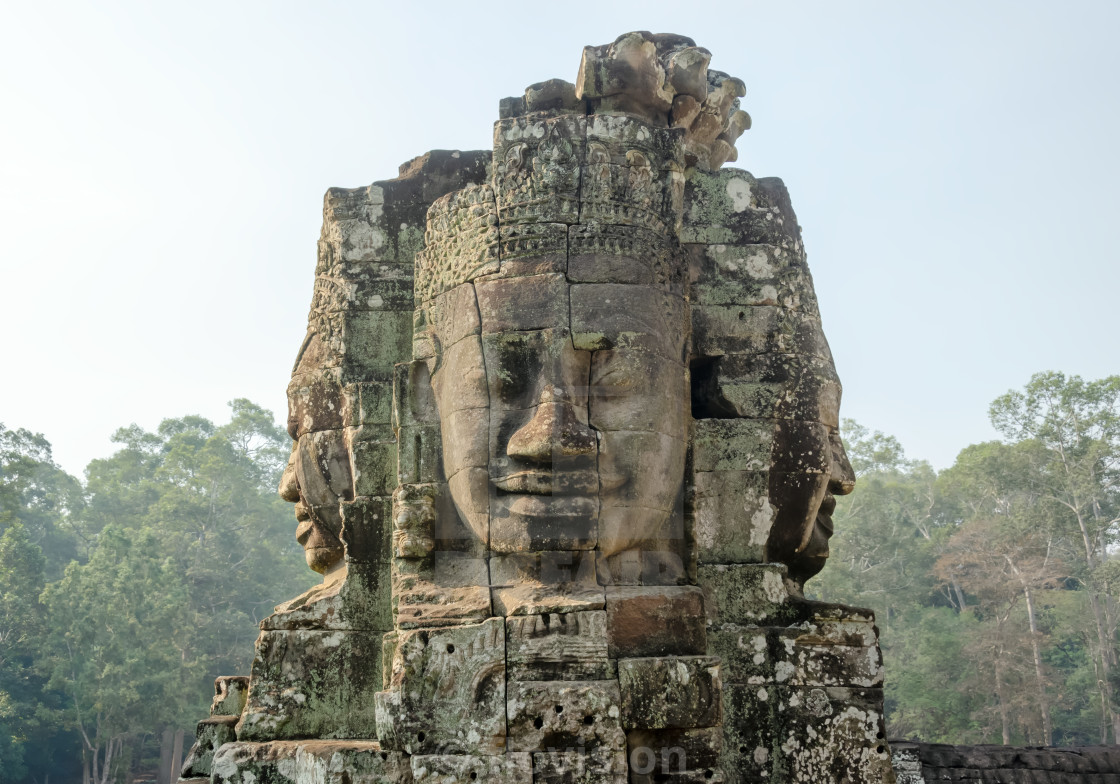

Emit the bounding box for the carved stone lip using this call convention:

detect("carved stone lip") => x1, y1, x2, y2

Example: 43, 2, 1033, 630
492, 469, 598, 495
817, 493, 837, 536
295, 516, 315, 546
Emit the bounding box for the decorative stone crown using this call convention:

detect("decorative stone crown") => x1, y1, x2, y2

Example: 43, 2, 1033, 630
413, 183, 499, 303
413, 113, 687, 303
414, 30, 750, 304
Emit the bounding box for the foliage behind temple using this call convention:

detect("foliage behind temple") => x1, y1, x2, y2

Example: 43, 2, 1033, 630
0, 400, 313, 784
813, 372, 1120, 748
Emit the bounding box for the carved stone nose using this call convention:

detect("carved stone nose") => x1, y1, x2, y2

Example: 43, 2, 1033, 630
506, 385, 596, 463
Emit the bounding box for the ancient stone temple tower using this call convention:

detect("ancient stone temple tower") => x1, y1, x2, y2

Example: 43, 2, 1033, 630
180, 32, 895, 784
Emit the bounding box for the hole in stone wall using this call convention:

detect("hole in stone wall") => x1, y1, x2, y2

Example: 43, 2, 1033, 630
554, 705, 563, 714
876, 745, 886, 754
533, 717, 544, 729
417, 732, 426, 742
738, 745, 747, 754
447, 644, 456, 654
704, 771, 714, 780
738, 311, 745, 320
583, 715, 595, 726
470, 773, 477, 781
690, 356, 737, 418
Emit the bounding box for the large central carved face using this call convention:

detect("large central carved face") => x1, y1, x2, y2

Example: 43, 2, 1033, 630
427, 273, 689, 560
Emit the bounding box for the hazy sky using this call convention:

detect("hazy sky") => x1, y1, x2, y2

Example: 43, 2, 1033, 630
1, 1, 1117, 477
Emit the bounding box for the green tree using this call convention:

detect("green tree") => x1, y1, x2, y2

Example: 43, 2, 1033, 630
0, 423, 85, 577
0, 523, 76, 782
39, 400, 311, 782
43, 526, 193, 784
989, 372, 1120, 742
813, 420, 944, 628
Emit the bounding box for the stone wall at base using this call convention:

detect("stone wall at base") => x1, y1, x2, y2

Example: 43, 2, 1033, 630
891, 741, 1120, 783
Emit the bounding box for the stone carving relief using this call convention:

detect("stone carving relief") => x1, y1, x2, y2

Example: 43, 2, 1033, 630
181, 31, 894, 784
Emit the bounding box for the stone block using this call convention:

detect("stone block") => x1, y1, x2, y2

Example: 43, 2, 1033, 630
428, 334, 489, 416
708, 623, 883, 688
235, 629, 385, 741
496, 223, 568, 274
604, 586, 706, 658
706, 626, 773, 686
351, 438, 398, 497
690, 419, 773, 473
594, 431, 686, 510
570, 284, 688, 362
686, 242, 818, 313
506, 611, 614, 681
391, 559, 492, 629
595, 544, 690, 588
210, 675, 249, 716
410, 753, 532, 784
396, 423, 443, 485
773, 686, 894, 784
439, 408, 488, 482
690, 352, 841, 427
340, 309, 414, 383
697, 563, 793, 626
340, 496, 392, 563
425, 282, 482, 349
618, 657, 722, 730
181, 715, 238, 778
769, 628, 884, 688
209, 740, 412, 784
719, 684, 778, 784
627, 727, 723, 784
492, 114, 585, 227
388, 149, 494, 209
506, 680, 626, 752
490, 551, 605, 616
286, 368, 348, 437
588, 351, 689, 436
566, 224, 667, 285
476, 273, 569, 333
375, 618, 506, 755
689, 470, 771, 565
357, 381, 394, 426
680, 169, 801, 249
691, 304, 832, 362
314, 272, 414, 314
532, 749, 628, 784
263, 562, 392, 632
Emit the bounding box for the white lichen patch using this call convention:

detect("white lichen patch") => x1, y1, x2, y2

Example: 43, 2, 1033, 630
762, 569, 787, 604
749, 501, 773, 545
726, 178, 753, 212
744, 250, 775, 278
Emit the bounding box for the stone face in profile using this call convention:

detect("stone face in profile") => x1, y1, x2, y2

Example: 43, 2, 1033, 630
192, 31, 894, 784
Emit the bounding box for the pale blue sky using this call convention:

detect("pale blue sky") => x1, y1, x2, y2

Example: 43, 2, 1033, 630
1, 1, 1117, 476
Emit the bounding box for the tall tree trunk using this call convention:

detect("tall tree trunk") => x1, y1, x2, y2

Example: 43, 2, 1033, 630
1007, 558, 1053, 745
1087, 590, 1118, 743
994, 652, 1011, 744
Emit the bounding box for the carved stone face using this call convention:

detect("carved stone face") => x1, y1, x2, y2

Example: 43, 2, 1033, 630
278, 359, 350, 575
767, 417, 856, 587
427, 274, 689, 561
